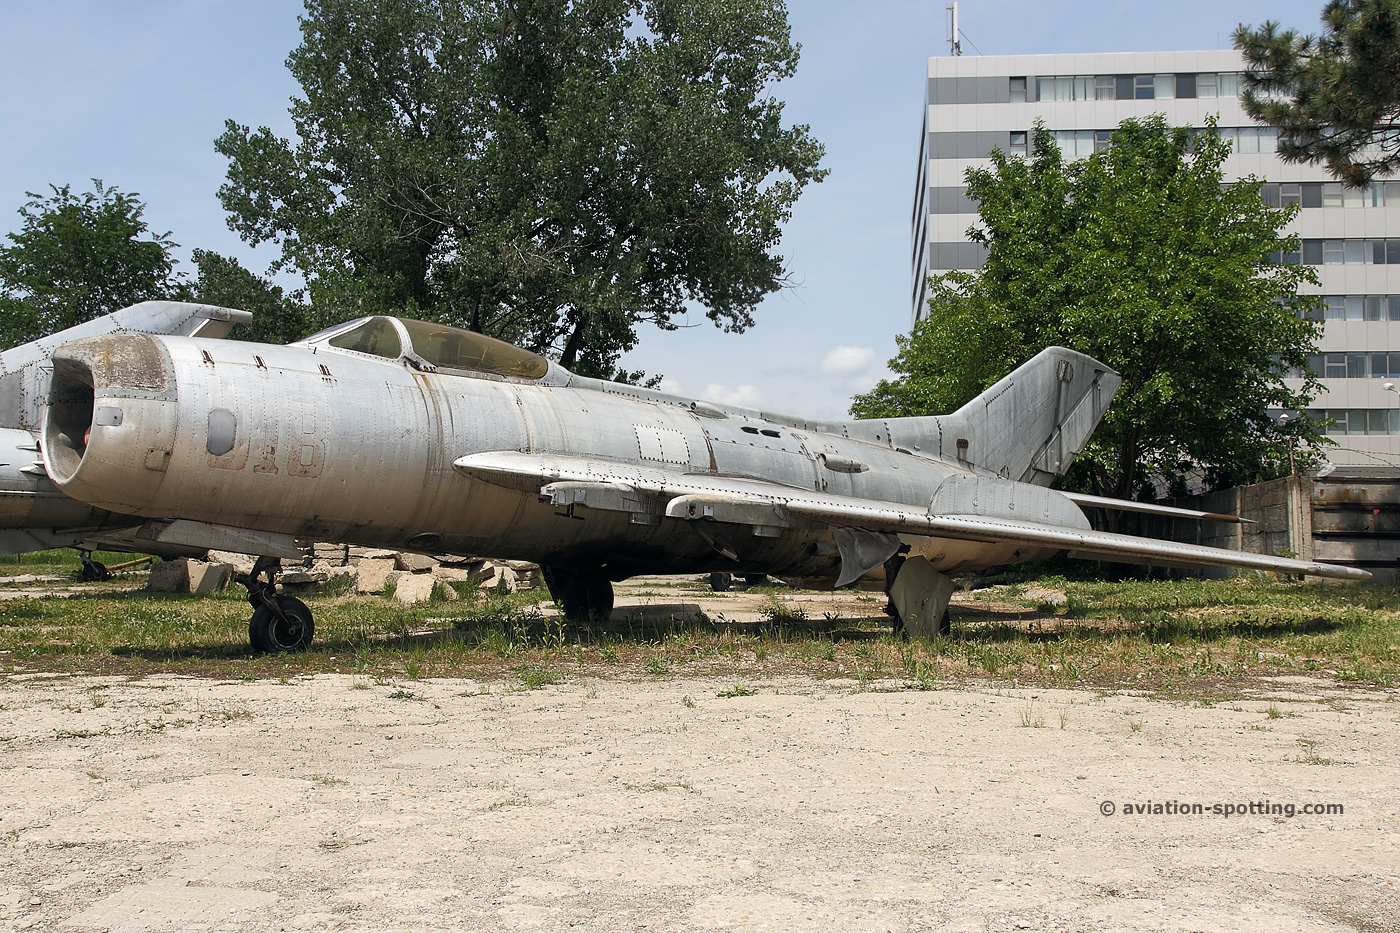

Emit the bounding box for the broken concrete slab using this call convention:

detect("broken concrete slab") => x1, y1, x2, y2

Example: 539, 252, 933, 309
395, 553, 438, 573
206, 550, 257, 577
393, 573, 435, 605
188, 562, 232, 595
355, 558, 397, 594
147, 559, 190, 593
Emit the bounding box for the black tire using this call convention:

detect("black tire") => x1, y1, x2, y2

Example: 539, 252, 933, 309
742, 573, 768, 586
709, 572, 732, 592
546, 567, 614, 621
249, 595, 315, 653
79, 561, 109, 582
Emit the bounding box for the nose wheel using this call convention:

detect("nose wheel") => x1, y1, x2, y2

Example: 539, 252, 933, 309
243, 556, 315, 653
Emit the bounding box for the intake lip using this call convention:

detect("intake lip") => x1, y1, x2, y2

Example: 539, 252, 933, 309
41, 334, 179, 514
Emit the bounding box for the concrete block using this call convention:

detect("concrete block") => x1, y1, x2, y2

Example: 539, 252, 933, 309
206, 550, 256, 577
280, 569, 330, 586
432, 566, 472, 582
356, 558, 398, 594
393, 573, 436, 604
147, 559, 190, 592
396, 553, 438, 573
188, 562, 233, 595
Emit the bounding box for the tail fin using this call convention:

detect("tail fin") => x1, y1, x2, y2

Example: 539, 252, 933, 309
850, 347, 1121, 485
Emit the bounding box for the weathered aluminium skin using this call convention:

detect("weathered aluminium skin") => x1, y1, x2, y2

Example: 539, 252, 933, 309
43, 324, 1052, 582
38, 315, 1368, 647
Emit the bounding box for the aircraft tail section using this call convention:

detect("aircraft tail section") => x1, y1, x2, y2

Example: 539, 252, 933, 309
851, 347, 1121, 485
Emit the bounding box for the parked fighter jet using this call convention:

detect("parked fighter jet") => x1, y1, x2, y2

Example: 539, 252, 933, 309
1, 301, 305, 576
38, 314, 1367, 650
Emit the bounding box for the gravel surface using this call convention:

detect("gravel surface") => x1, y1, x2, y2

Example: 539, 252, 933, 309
1, 668, 1397, 932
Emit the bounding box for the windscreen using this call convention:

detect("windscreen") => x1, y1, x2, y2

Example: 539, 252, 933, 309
327, 317, 402, 359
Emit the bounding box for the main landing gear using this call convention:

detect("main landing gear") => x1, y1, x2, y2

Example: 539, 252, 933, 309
244, 556, 315, 653
883, 553, 952, 639
543, 566, 614, 621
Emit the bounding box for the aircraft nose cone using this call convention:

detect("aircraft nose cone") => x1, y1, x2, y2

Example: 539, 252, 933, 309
41, 334, 179, 514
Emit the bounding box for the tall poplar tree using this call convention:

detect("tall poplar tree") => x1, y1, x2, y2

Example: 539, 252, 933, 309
216, 0, 826, 379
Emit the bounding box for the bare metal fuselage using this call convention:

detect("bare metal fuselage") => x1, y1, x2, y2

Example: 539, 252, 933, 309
46, 334, 1043, 583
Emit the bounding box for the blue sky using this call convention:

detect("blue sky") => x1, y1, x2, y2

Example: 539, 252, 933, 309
0, 0, 1325, 419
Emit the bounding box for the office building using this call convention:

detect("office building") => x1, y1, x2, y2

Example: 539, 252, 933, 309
912, 51, 1400, 466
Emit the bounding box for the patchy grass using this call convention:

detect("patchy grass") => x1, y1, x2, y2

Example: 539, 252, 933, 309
0, 568, 1397, 698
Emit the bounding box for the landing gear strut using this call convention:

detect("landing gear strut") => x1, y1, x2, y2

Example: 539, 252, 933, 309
543, 566, 614, 621
244, 556, 315, 653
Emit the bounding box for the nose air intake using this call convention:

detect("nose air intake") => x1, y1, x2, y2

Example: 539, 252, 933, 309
41, 334, 179, 515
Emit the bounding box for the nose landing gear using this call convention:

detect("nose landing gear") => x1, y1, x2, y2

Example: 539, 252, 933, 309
244, 555, 315, 653
77, 550, 110, 582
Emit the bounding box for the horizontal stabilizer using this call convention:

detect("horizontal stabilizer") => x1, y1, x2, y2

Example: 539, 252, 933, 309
1061, 492, 1252, 524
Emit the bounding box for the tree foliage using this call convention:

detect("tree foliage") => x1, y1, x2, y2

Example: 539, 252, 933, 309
0, 181, 180, 348
1235, 0, 1400, 186
853, 118, 1325, 501
215, 0, 826, 378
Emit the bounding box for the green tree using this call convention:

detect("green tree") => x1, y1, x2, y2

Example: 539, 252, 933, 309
0, 181, 180, 348
1235, 0, 1400, 186
853, 118, 1325, 502
215, 0, 826, 379
188, 249, 309, 345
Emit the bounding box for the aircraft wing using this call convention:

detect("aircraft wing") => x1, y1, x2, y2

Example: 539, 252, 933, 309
452, 452, 1369, 582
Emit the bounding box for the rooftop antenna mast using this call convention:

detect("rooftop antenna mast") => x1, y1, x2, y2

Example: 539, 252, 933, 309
947, 2, 962, 56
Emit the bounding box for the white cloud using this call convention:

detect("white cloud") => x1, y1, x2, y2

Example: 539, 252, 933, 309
702, 384, 765, 408
820, 345, 875, 376
657, 378, 683, 396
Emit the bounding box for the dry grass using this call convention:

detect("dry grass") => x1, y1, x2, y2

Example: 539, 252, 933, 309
0, 562, 1396, 697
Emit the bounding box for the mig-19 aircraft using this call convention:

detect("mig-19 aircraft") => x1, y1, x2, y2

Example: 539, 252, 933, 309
37, 314, 1367, 651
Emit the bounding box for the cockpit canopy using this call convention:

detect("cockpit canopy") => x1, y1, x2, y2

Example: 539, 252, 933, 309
303, 316, 550, 380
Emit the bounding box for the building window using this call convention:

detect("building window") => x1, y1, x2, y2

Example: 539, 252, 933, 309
1318, 295, 1400, 322
1154, 74, 1175, 99
1009, 77, 1026, 103
1134, 74, 1155, 99
1094, 130, 1113, 152
1317, 409, 1400, 435
1303, 239, 1400, 264
1009, 131, 1028, 157
1037, 76, 1072, 101
1052, 130, 1096, 157
1176, 73, 1197, 98
1095, 75, 1116, 100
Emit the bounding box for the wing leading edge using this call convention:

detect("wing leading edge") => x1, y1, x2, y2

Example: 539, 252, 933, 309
452, 451, 1369, 582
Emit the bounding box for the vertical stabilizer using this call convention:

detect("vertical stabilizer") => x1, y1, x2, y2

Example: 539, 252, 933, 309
842, 347, 1121, 485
